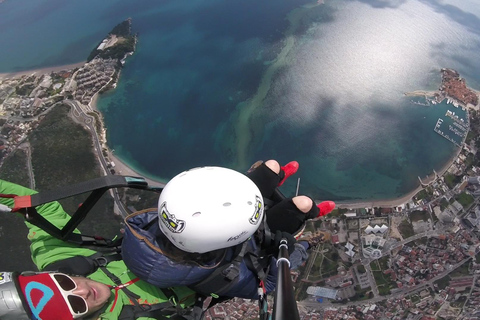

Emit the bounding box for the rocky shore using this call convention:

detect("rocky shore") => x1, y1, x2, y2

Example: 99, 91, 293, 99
439, 68, 479, 107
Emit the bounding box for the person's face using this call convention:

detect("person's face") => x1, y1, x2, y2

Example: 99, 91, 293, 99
71, 276, 111, 315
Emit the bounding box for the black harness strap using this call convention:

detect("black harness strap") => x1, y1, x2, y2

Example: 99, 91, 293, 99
189, 242, 248, 296
43, 252, 122, 275
118, 304, 183, 320
24, 176, 150, 208
7, 175, 161, 245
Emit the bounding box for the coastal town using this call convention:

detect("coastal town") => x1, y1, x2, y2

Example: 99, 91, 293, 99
2, 22, 480, 320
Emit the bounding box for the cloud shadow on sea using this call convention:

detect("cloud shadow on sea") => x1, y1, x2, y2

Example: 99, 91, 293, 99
37, 33, 107, 68
418, 0, 480, 36
0, 0, 69, 29
429, 40, 480, 85
347, 0, 407, 9
116, 0, 313, 45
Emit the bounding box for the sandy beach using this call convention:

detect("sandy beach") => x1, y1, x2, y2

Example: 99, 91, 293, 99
0, 61, 86, 80
1, 61, 465, 209
106, 149, 166, 188
337, 146, 461, 209
0, 62, 166, 189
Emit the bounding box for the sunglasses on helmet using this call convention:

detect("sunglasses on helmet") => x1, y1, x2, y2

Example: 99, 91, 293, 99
50, 273, 89, 318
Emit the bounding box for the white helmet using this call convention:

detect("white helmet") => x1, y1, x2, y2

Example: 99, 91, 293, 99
158, 166, 264, 253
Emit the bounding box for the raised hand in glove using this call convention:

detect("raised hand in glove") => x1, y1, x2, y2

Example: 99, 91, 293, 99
271, 230, 296, 256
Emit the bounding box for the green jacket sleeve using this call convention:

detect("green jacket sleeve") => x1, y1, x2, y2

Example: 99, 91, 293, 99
0, 179, 96, 270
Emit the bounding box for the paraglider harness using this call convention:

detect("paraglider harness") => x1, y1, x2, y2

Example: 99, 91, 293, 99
1, 175, 295, 320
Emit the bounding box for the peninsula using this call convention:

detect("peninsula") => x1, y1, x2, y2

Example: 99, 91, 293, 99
0, 19, 137, 170
405, 68, 480, 110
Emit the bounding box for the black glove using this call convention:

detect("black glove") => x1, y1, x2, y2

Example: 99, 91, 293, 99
271, 230, 296, 256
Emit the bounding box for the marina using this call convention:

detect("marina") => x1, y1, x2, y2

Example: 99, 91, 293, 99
433, 108, 468, 147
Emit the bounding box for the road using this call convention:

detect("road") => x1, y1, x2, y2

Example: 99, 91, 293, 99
64, 99, 130, 217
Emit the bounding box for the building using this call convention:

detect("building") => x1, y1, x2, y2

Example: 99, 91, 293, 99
306, 286, 339, 300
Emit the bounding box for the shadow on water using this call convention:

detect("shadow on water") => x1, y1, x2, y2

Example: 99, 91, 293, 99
418, 0, 480, 35
349, 0, 407, 9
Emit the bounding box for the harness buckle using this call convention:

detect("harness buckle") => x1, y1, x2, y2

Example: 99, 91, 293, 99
94, 256, 108, 267
221, 263, 240, 281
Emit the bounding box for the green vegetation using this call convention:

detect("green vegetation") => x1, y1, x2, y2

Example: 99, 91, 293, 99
455, 192, 474, 208
98, 38, 135, 61
466, 131, 476, 144
303, 219, 322, 234
415, 189, 429, 200
87, 111, 103, 135
27, 104, 122, 238
450, 262, 471, 277
410, 294, 420, 303
444, 173, 462, 189
110, 19, 131, 37
295, 283, 309, 301
465, 153, 475, 168
307, 242, 339, 281
0, 105, 123, 269
451, 295, 467, 308
29, 104, 99, 188
327, 208, 343, 218
357, 264, 366, 274
398, 219, 415, 238
409, 210, 429, 222
88, 19, 135, 62
0, 149, 29, 185
370, 259, 395, 296
434, 275, 451, 290
415, 237, 428, 246
15, 84, 34, 96
350, 286, 371, 301
378, 256, 389, 270
46, 84, 64, 97
440, 197, 449, 211
372, 270, 392, 296
123, 188, 160, 211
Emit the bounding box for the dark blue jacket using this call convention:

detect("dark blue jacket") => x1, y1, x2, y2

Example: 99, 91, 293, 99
122, 209, 278, 299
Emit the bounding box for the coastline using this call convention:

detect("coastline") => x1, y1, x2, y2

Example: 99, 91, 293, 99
337, 146, 460, 209
0, 61, 166, 189
0, 62, 86, 80
106, 149, 166, 188
89, 94, 166, 188
1, 62, 466, 209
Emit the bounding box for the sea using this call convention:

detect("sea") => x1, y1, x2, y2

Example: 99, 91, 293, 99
1, 0, 480, 202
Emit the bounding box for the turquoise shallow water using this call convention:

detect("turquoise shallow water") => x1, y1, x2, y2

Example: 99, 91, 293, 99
1, 0, 479, 202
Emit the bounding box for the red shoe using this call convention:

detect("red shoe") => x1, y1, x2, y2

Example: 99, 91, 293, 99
278, 161, 299, 186
317, 201, 335, 217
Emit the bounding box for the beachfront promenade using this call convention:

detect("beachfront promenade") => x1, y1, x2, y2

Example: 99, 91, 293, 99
0, 63, 474, 210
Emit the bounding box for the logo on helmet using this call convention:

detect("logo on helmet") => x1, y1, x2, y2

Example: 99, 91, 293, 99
227, 231, 248, 242
0, 272, 8, 284
249, 196, 263, 225
159, 202, 186, 233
